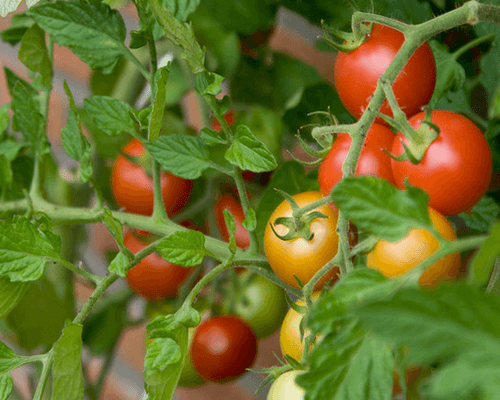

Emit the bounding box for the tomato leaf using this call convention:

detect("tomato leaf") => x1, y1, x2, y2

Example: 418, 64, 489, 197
225, 125, 277, 173
148, 65, 170, 143
83, 95, 135, 137
51, 323, 84, 400
0, 341, 36, 374
200, 127, 227, 146
459, 196, 500, 233
145, 134, 210, 179
62, 82, 93, 183
296, 320, 394, 400
144, 325, 188, 400
0, 373, 13, 400
306, 268, 394, 334
428, 40, 466, 108
0, 216, 61, 282
0, 277, 31, 319
156, 230, 207, 267
18, 23, 52, 89
354, 284, 500, 400
468, 221, 500, 290
27, 0, 127, 73
331, 176, 433, 242
107, 251, 131, 278
148, 0, 206, 74
0, 156, 13, 188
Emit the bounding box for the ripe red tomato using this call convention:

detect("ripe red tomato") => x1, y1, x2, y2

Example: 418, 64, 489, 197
124, 231, 196, 302
334, 23, 436, 121
390, 110, 493, 216
215, 194, 251, 249
190, 315, 257, 382
318, 123, 395, 199
264, 191, 340, 290
111, 139, 192, 216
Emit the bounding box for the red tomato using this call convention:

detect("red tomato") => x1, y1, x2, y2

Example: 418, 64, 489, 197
211, 111, 235, 132
318, 123, 395, 199
390, 110, 493, 216
334, 23, 436, 121
191, 315, 257, 381
215, 194, 251, 249
111, 139, 192, 216
124, 231, 196, 302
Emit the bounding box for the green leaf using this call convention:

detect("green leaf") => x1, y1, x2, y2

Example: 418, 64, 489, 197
10, 81, 47, 153
27, 0, 127, 73
428, 40, 466, 108
18, 23, 52, 88
0, 341, 32, 374
0, 155, 13, 188
51, 323, 84, 400
355, 284, 500, 400
242, 206, 256, 232
62, 82, 93, 183
296, 321, 394, 400
0, 277, 31, 319
459, 196, 500, 233
1, 13, 34, 44
307, 268, 392, 335
107, 251, 130, 278
468, 221, 500, 289
200, 128, 226, 146
0, 104, 10, 135
331, 176, 433, 242
144, 322, 188, 399
0, 216, 61, 282
162, 0, 201, 21
225, 125, 277, 173
156, 231, 207, 267
222, 209, 237, 253
145, 135, 210, 179
0, 373, 13, 400
194, 71, 224, 96
101, 208, 124, 246
0, 139, 24, 162
149, 65, 170, 142
255, 161, 319, 246
83, 95, 135, 136
147, 0, 206, 74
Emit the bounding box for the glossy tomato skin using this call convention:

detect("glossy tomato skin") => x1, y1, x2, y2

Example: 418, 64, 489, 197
191, 315, 257, 382
334, 23, 436, 121
391, 110, 493, 216
367, 208, 460, 287
215, 194, 251, 249
318, 123, 395, 197
112, 139, 192, 216
228, 271, 288, 338
124, 231, 196, 302
267, 370, 306, 400
264, 192, 340, 290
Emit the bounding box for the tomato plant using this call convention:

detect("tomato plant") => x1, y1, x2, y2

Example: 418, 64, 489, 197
267, 370, 306, 400
215, 193, 251, 249
279, 298, 313, 361
334, 23, 436, 121
367, 207, 460, 286
225, 271, 288, 338
111, 138, 193, 216
264, 191, 340, 290
318, 122, 395, 198
390, 110, 493, 216
124, 230, 197, 301
190, 315, 257, 382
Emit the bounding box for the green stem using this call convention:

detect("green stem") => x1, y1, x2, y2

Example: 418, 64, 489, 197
452, 33, 495, 60
151, 159, 169, 222
73, 274, 120, 325
32, 351, 54, 400
233, 170, 260, 254
123, 46, 151, 81
58, 258, 102, 286
486, 257, 500, 296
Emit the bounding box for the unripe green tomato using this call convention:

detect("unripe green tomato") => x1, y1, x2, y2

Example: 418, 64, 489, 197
145, 313, 205, 387
225, 272, 288, 338
267, 370, 305, 400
